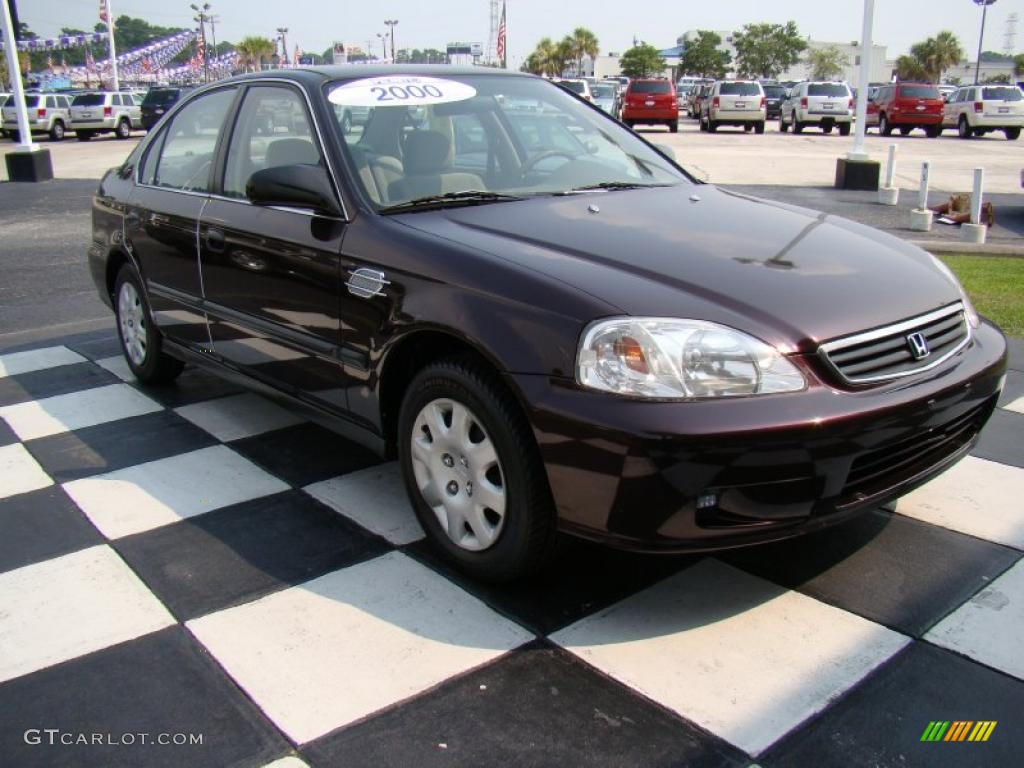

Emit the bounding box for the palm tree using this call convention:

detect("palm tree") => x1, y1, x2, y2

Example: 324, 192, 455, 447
910, 31, 964, 82
235, 36, 276, 73
896, 54, 927, 82
554, 38, 574, 77
567, 27, 599, 77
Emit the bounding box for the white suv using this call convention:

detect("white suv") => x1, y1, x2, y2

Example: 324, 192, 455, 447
780, 82, 853, 135
700, 80, 766, 133
69, 91, 143, 141
942, 85, 1023, 140
2, 92, 73, 141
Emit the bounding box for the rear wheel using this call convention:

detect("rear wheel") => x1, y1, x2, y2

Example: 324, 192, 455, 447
49, 121, 65, 141
879, 114, 892, 136
707, 119, 718, 133
839, 123, 851, 136
1004, 127, 1020, 140
669, 120, 678, 133
398, 358, 558, 582
958, 116, 972, 139
115, 118, 131, 140
114, 264, 184, 385
793, 113, 803, 134
925, 125, 941, 138
754, 121, 765, 134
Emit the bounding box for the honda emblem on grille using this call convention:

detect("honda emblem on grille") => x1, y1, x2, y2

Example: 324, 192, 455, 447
907, 332, 930, 360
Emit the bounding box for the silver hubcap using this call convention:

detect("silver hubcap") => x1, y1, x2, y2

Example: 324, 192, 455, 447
118, 281, 147, 366
410, 398, 506, 551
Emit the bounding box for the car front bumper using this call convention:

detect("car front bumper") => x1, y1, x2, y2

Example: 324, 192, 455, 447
511, 320, 1006, 553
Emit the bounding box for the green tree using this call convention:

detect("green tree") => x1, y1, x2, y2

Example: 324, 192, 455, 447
732, 21, 806, 79
908, 31, 964, 82
235, 36, 276, 72
980, 51, 1014, 63
1015, 54, 1024, 79
806, 45, 848, 80
523, 37, 561, 76
981, 73, 1011, 84
619, 44, 666, 78
565, 27, 599, 76
895, 54, 927, 82
680, 30, 731, 78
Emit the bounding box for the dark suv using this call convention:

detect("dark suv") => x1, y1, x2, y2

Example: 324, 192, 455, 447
140, 87, 194, 130
867, 83, 944, 137
762, 84, 787, 120
621, 79, 678, 131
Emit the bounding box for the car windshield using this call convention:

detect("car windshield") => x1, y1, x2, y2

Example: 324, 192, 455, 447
72, 93, 106, 106
591, 84, 615, 99
5, 94, 40, 107
808, 84, 849, 97
982, 86, 1022, 102
326, 73, 688, 211
763, 86, 786, 98
899, 85, 939, 99
142, 89, 182, 106
720, 83, 761, 96
630, 81, 671, 94
560, 81, 586, 95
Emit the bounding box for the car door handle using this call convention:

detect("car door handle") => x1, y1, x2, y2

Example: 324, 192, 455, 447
205, 227, 226, 252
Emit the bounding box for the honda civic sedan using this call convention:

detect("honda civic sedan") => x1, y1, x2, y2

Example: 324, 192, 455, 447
89, 66, 1007, 581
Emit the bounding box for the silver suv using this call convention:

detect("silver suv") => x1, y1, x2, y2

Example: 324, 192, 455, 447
700, 80, 766, 133
70, 91, 143, 141
2, 92, 73, 141
942, 85, 1023, 140
780, 82, 853, 135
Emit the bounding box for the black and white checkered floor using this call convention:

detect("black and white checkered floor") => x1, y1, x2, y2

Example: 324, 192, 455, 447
1, 329, 1022, 767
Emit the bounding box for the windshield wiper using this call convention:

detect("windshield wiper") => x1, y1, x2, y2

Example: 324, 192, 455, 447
555, 181, 673, 195
379, 190, 523, 214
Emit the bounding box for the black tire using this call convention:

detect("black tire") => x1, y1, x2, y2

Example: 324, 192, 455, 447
49, 121, 65, 141
779, 115, 788, 132
708, 119, 718, 133
1004, 127, 1020, 140
114, 263, 184, 385
669, 120, 678, 133
698, 116, 707, 132
823, 124, 833, 134
879, 114, 892, 136
9, 130, 20, 142
754, 121, 765, 134
925, 125, 941, 138
398, 357, 558, 582
115, 118, 131, 140
838, 123, 851, 136
76, 131, 93, 141
793, 113, 803, 134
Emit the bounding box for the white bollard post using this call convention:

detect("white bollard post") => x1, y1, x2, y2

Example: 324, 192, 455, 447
909, 161, 933, 231
878, 144, 899, 205
961, 167, 987, 243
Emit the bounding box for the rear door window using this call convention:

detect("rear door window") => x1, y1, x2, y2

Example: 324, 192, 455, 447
631, 81, 672, 94
899, 85, 939, 99
807, 84, 849, 97
982, 87, 1022, 102
719, 83, 761, 96
72, 94, 105, 107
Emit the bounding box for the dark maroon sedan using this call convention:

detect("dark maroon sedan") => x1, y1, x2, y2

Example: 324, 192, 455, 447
88, 66, 1007, 581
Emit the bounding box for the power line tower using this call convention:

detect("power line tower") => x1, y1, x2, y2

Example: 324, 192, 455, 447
485, 0, 501, 64
1004, 13, 1019, 57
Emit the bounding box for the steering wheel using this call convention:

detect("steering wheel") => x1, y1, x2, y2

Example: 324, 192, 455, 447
520, 150, 577, 176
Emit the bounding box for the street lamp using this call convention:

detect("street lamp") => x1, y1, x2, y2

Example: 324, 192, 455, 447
384, 19, 398, 63
377, 32, 388, 60
190, 2, 211, 82
972, 0, 997, 85
277, 27, 289, 67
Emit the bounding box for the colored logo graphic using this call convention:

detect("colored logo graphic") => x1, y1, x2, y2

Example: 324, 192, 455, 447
920, 721, 997, 742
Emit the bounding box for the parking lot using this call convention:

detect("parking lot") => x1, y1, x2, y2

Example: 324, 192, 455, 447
2, 119, 1023, 767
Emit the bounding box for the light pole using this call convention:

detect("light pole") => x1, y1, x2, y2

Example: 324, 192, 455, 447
190, 3, 211, 82
377, 32, 388, 60
973, 0, 997, 85
277, 27, 289, 67
384, 19, 398, 63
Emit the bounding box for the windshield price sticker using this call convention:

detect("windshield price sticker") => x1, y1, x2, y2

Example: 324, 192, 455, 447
328, 76, 477, 108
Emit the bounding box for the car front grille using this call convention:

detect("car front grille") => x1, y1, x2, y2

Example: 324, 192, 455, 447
819, 303, 969, 384
841, 398, 992, 501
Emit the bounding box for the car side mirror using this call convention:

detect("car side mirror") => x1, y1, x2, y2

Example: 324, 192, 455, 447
246, 164, 341, 217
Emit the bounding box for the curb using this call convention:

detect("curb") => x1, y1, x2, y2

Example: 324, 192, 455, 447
912, 241, 1024, 258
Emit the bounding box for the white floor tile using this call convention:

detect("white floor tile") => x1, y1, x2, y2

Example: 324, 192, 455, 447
95, 355, 135, 382
175, 393, 304, 442
1005, 396, 1024, 415
305, 462, 425, 545
260, 758, 310, 768
0, 346, 86, 378
926, 560, 1024, 681
188, 551, 532, 744
551, 559, 909, 756
0, 443, 53, 499
63, 445, 290, 539
896, 456, 1024, 550
0, 545, 175, 683
0, 384, 162, 441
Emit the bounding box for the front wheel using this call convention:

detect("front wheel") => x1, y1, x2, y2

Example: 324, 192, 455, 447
115, 119, 131, 140
398, 358, 558, 582
114, 264, 184, 385
49, 121, 65, 141
754, 121, 765, 134
925, 125, 941, 138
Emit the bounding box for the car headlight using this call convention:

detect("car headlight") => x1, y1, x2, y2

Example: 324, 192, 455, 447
929, 254, 980, 328
577, 318, 806, 399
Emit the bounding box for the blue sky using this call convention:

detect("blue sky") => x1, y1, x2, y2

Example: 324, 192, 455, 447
22, 0, 1024, 64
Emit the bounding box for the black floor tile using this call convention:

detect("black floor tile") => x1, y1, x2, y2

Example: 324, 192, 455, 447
68, 332, 123, 362
761, 643, 1024, 767
0, 626, 290, 768
406, 536, 697, 636
997, 369, 1023, 409
721, 509, 1020, 637
129, 366, 243, 409
972, 408, 1024, 468
304, 643, 748, 768
0, 362, 118, 407
0, 418, 16, 447
116, 490, 391, 621
26, 410, 217, 484
230, 422, 381, 488
0, 486, 104, 572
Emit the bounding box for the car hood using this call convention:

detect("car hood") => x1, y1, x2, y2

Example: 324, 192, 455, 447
395, 184, 961, 353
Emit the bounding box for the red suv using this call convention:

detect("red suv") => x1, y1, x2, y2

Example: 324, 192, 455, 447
621, 79, 679, 132
867, 83, 944, 137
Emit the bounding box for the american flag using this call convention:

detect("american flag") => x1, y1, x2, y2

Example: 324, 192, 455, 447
496, 1, 506, 67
